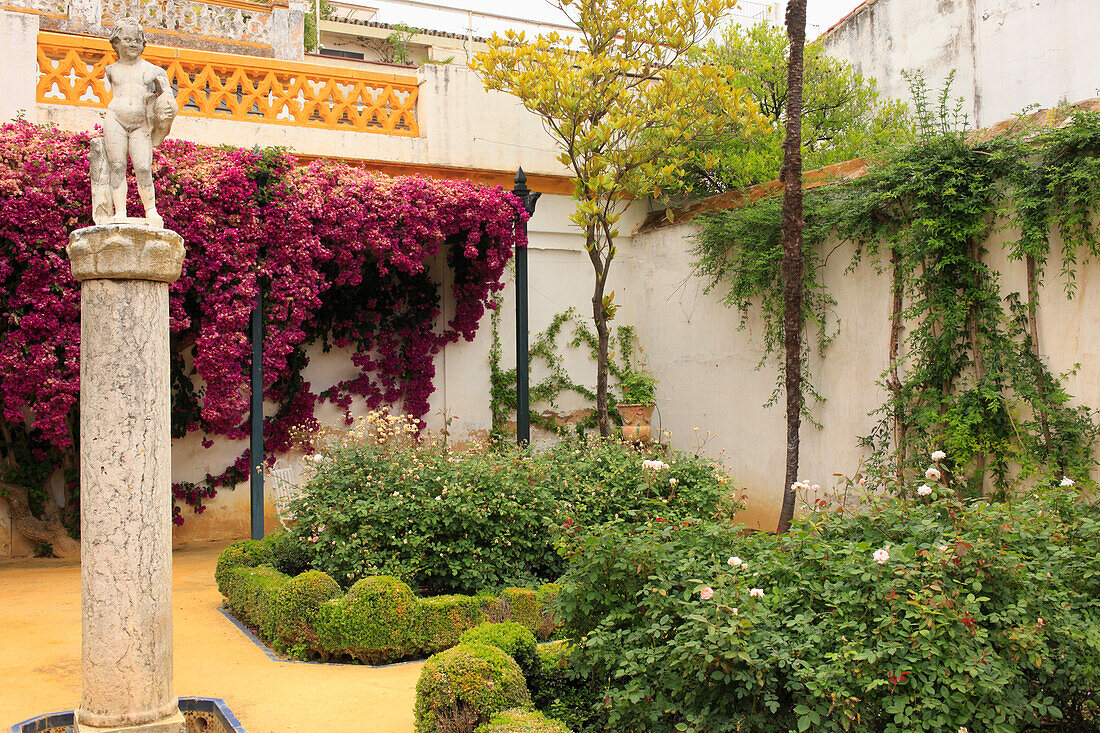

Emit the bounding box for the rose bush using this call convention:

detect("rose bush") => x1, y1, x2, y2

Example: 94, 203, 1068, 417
556, 485, 1100, 732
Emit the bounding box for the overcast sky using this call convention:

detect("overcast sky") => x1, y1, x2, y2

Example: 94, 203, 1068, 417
362, 0, 866, 40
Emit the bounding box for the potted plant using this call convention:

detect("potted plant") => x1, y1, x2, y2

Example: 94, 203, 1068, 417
616, 369, 657, 442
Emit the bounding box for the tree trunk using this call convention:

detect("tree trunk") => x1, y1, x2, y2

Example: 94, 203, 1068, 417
1025, 254, 1055, 467
888, 247, 906, 491
586, 225, 612, 437
966, 238, 987, 492
1, 481, 80, 558
776, 0, 807, 535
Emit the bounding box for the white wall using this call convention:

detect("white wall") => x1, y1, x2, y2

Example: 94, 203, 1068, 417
822, 0, 1100, 128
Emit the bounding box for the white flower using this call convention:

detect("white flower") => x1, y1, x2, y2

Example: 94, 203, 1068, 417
731, 607, 738, 615
1060, 476, 1075, 488
959, 728, 968, 733
873, 547, 890, 565
310, 453, 324, 463
939, 545, 950, 553
749, 588, 765, 598
728, 556, 743, 568
790, 483, 801, 492
931, 449, 947, 461
669, 478, 678, 486
700, 586, 714, 600
917, 484, 933, 496
925, 466, 942, 482
810, 484, 821, 492
642, 459, 670, 471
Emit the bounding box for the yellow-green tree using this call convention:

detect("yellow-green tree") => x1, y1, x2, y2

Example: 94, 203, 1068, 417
473, 0, 763, 436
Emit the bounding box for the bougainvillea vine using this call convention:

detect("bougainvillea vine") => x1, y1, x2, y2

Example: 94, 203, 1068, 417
0, 121, 527, 527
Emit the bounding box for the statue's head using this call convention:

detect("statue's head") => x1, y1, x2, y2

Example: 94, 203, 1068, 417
109, 19, 146, 56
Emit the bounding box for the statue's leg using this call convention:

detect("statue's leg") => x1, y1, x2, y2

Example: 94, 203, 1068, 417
129, 130, 161, 228
102, 115, 128, 220
88, 138, 113, 224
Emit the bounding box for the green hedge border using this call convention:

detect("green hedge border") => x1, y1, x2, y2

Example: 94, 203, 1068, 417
414, 632, 584, 733
215, 536, 561, 665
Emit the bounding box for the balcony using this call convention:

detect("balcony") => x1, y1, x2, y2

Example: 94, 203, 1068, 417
36, 30, 419, 136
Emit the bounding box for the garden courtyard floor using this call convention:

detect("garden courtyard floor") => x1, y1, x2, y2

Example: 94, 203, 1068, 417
1, 541, 423, 732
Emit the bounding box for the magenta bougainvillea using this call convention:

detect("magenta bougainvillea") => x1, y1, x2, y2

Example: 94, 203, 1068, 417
0, 121, 527, 524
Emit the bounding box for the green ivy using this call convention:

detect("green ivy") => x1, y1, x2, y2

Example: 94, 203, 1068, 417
487, 296, 646, 439
693, 95, 1100, 495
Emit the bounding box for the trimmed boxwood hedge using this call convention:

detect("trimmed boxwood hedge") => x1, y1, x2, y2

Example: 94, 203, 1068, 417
459, 622, 539, 680
216, 535, 559, 664
476, 708, 571, 733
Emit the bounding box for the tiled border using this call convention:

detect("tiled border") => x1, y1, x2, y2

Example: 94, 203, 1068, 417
217, 607, 425, 669
11, 697, 245, 733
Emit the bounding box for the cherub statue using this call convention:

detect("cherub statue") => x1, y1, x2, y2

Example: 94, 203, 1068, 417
89, 19, 178, 228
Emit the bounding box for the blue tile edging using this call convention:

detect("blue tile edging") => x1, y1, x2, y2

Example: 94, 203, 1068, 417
217, 606, 425, 669
11, 697, 245, 733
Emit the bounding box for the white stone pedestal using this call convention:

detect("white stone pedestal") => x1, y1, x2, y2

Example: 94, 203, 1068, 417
67, 222, 187, 733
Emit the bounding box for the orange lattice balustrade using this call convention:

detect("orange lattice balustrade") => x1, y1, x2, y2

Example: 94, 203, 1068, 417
36, 31, 419, 137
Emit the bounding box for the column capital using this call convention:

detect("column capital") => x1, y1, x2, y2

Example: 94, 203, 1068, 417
68, 223, 185, 283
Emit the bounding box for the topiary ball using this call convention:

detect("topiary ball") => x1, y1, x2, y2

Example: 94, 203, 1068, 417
414, 642, 531, 733
215, 539, 276, 597
459, 621, 539, 680
315, 575, 418, 664
273, 570, 341, 653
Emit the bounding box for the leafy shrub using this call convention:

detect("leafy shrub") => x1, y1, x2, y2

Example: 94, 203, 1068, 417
273, 570, 341, 653
476, 708, 572, 733
459, 622, 538, 679
293, 434, 735, 594
556, 488, 1100, 732
315, 576, 419, 664
215, 539, 275, 597
266, 531, 311, 577
414, 643, 530, 733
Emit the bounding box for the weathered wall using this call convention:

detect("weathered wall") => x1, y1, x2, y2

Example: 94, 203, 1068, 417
822, 0, 1100, 128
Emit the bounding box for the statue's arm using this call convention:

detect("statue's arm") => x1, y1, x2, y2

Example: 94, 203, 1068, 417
151, 68, 171, 97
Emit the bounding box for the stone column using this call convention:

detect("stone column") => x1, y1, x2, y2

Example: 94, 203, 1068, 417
67, 222, 186, 733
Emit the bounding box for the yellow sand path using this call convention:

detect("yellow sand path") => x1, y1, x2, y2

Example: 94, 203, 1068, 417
1, 541, 422, 732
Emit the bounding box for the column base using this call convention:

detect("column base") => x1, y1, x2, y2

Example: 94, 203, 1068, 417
75, 709, 186, 733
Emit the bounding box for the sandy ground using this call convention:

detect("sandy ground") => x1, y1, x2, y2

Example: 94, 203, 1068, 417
1, 541, 423, 732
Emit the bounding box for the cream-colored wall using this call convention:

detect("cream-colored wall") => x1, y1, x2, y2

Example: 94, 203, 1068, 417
822, 0, 1100, 128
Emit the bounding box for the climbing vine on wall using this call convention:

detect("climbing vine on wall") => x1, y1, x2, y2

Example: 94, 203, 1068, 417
693, 104, 1100, 495
0, 121, 527, 528
487, 296, 643, 439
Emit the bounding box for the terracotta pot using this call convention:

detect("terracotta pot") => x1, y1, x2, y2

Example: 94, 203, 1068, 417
616, 403, 655, 443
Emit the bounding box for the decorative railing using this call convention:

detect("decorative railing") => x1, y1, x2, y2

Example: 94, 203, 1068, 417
100, 0, 275, 47
36, 32, 420, 137
1, 0, 66, 17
